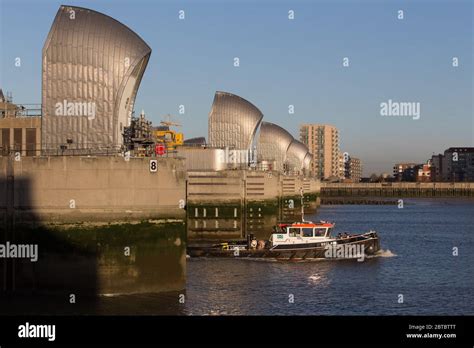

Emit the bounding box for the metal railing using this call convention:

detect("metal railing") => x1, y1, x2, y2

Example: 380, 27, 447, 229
1, 104, 42, 118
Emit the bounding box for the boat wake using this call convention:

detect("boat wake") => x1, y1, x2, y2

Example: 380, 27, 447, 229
308, 274, 322, 282
369, 249, 397, 258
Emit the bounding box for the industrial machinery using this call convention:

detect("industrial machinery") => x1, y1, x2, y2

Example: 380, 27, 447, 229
123, 110, 154, 156
123, 113, 184, 156
153, 114, 184, 151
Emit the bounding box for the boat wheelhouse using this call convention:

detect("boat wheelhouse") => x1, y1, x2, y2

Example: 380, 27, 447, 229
270, 221, 335, 249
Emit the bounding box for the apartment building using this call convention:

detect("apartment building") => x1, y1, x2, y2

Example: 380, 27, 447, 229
300, 124, 340, 179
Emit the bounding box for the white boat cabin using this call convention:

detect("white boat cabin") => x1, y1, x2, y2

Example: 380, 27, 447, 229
269, 221, 335, 246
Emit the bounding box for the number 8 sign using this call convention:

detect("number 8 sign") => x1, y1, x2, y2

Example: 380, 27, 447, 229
149, 159, 158, 172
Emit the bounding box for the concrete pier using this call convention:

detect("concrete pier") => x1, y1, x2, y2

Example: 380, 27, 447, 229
0, 156, 321, 297
0, 156, 187, 222
186, 170, 321, 241
0, 156, 187, 297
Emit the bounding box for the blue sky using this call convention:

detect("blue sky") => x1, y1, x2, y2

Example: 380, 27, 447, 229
0, 0, 472, 175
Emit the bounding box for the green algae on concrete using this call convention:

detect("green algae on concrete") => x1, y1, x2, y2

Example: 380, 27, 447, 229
2, 220, 186, 297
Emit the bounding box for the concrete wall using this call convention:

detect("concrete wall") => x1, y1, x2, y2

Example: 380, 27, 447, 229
0, 156, 187, 300
186, 170, 321, 241
176, 147, 227, 171
187, 169, 321, 204
0, 156, 186, 223
187, 170, 244, 204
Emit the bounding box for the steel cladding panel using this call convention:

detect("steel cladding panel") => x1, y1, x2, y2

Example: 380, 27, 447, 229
258, 121, 294, 172
208, 91, 263, 150
303, 152, 312, 171
287, 140, 310, 171
42, 5, 151, 153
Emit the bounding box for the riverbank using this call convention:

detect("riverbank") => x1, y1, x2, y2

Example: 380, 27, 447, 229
321, 182, 474, 197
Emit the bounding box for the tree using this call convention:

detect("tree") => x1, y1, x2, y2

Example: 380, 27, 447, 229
369, 173, 379, 182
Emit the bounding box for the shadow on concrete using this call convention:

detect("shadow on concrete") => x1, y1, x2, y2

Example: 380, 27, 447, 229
0, 175, 100, 314
0, 163, 186, 315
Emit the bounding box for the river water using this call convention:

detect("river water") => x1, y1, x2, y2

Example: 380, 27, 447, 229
96, 198, 474, 315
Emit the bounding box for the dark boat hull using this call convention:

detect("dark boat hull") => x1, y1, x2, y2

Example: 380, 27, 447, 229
188, 232, 380, 261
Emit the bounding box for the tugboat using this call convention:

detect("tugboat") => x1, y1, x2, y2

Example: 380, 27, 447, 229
188, 189, 381, 261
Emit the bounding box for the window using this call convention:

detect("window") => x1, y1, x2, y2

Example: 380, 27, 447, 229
1, 128, 10, 155
273, 225, 284, 233
14, 128, 22, 152
314, 228, 326, 237
302, 228, 313, 237
26, 128, 36, 156
288, 228, 300, 237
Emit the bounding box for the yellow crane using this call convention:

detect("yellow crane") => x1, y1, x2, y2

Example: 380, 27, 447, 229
154, 114, 184, 151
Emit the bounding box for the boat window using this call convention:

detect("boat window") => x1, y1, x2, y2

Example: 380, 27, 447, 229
302, 228, 313, 237
288, 228, 300, 237
314, 228, 327, 237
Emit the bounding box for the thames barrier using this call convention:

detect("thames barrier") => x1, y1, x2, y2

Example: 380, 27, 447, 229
0, 5, 321, 300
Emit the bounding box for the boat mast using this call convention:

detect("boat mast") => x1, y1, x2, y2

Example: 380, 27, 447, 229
300, 187, 306, 222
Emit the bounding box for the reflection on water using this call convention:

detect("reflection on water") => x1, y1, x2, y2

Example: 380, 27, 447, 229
185, 258, 336, 315
97, 198, 472, 316
183, 199, 474, 315
3, 199, 472, 315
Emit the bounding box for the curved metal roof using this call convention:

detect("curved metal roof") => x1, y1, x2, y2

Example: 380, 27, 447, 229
42, 5, 151, 153
287, 140, 310, 172
208, 91, 263, 150
183, 137, 207, 146
257, 121, 294, 171
303, 152, 313, 171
